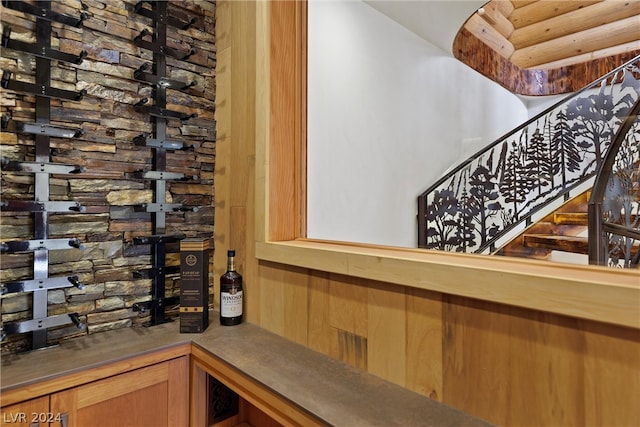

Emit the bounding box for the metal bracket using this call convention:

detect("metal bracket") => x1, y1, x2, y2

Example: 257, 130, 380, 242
2, 158, 85, 174
132, 233, 186, 245
134, 203, 184, 213
2, 26, 87, 64
1, 275, 84, 295
134, 29, 196, 61
0, 200, 85, 213
1, 238, 83, 253
2, 71, 87, 101
131, 170, 189, 180
2, 0, 87, 27
133, 204, 197, 213
133, 265, 180, 279
132, 295, 179, 314
133, 133, 189, 151
1, 313, 85, 338
134, 1, 197, 30
134, 63, 196, 90
2, 115, 84, 139
133, 98, 197, 121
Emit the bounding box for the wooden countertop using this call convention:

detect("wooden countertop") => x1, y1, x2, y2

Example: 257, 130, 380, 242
1, 322, 190, 394
2, 316, 493, 426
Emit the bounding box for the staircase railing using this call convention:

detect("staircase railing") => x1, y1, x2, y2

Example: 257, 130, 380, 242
418, 55, 640, 262
588, 95, 640, 268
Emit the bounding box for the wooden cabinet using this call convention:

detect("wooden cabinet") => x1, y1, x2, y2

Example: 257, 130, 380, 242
1, 396, 49, 427
1, 357, 188, 427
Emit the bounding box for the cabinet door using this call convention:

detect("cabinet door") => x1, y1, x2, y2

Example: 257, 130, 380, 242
50, 356, 188, 427
1, 396, 50, 427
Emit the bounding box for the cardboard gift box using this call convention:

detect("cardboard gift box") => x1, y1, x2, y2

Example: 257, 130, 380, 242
180, 238, 211, 333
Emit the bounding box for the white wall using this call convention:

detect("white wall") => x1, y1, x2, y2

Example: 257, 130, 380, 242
307, 0, 529, 247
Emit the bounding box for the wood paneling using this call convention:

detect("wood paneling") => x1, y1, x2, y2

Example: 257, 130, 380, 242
307, 270, 332, 355
442, 298, 640, 426
367, 281, 406, 386
214, 0, 257, 322
583, 322, 640, 425
257, 261, 286, 335
282, 263, 310, 344
329, 275, 368, 338
333, 328, 368, 371
406, 288, 443, 400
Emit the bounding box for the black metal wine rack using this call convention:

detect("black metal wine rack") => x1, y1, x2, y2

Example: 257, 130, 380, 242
0, 1, 88, 350
130, 1, 198, 326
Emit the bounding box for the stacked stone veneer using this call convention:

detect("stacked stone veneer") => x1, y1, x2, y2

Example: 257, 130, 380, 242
0, 0, 216, 354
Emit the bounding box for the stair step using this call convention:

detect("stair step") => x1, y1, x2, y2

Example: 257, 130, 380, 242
553, 212, 638, 225
495, 245, 553, 260
523, 234, 589, 254
524, 234, 640, 260
553, 212, 587, 225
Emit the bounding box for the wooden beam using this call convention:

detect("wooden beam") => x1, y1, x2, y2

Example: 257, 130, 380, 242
532, 42, 640, 70
510, 0, 538, 8
510, 0, 640, 49
464, 14, 515, 60
509, 0, 603, 29
510, 15, 640, 68
478, 0, 515, 39
494, 0, 514, 17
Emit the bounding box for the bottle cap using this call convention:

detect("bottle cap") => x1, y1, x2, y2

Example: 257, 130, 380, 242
228, 249, 235, 257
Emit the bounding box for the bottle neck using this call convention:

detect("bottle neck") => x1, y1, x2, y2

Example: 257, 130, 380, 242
227, 256, 235, 272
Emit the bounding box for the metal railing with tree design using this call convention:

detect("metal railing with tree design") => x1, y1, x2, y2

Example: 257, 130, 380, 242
588, 96, 640, 267
418, 55, 640, 266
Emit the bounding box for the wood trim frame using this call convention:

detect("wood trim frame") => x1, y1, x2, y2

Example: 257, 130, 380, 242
254, 1, 640, 329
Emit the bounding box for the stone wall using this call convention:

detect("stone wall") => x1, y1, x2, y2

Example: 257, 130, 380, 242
0, 0, 216, 354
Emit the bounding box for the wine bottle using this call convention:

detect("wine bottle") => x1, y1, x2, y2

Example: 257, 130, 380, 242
220, 249, 243, 325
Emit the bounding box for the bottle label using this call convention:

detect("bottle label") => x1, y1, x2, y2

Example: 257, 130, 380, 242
221, 290, 243, 317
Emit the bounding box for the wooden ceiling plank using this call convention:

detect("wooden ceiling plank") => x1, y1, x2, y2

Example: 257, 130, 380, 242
494, 0, 515, 17
532, 43, 640, 70
464, 13, 515, 59
510, 0, 538, 8
510, 0, 640, 49
509, 0, 604, 29
510, 15, 640, 68
479, 0, 515, 39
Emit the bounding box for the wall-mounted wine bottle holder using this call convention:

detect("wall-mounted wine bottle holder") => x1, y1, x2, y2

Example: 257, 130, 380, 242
130, 1, 198, 326
0, 1, 88, 350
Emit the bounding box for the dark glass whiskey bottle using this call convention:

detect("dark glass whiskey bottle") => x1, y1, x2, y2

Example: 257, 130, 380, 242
220, 249, 243, 326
